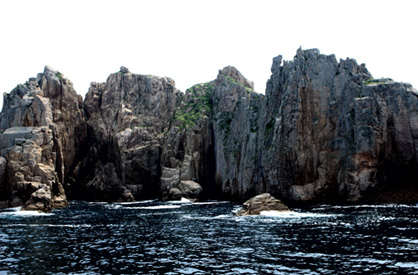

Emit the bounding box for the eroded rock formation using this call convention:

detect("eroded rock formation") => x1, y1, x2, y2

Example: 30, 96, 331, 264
76, 67, 181, 201
0, 66, 86, 211
261, 48, 418, 202
1, 49, 418, 211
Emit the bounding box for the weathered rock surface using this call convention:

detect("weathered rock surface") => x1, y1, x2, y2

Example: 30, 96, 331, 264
79, 69, 181, 201
260, 48, 418, 202
236, 193, 289, 216
211, 67, 265, 200
160, 81, 215, 200
2, 48, 418, 211
0, 66, 86, 211
158, 51, 418, 204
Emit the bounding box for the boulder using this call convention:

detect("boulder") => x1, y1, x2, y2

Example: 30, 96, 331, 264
168, 188, 182, 200
236, 193, 289, 216
178, 180, 203, 199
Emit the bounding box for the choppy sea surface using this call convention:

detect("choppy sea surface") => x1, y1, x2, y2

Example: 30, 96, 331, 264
0, 199, 417, 274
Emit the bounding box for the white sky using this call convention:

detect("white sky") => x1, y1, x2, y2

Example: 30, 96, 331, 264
1, 0, 417, 109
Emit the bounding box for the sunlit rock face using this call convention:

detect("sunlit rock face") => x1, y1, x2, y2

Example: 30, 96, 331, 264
2, 49, 418, 211
0, 66, 86, 211
159, 49, 418, 203
79, 67, 181, 201
261, 48, 418, 202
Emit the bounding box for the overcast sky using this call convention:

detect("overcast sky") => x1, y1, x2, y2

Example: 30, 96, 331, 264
1, 0, 417, 108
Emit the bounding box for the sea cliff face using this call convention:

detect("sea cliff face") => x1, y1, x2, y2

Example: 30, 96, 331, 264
73, 67, 180, 201
261, 49, 418, 202
0, 66, 86, 211
1, 49, 418, 210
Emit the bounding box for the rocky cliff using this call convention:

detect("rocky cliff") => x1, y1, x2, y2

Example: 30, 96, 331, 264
261, 49, 418, 202
75, 67, 181, 201
0, 66, 86, 211
1, 49, 418, 211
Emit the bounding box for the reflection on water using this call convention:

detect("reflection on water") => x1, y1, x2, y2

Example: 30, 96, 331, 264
0, 200, 418, 274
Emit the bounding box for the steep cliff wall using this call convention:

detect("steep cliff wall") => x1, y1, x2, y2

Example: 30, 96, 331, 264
160, 49, 418, 203
0, 66, 87, 211
74, 67, 181, 201
260, 48, 418, 202
1, 49, 418, 211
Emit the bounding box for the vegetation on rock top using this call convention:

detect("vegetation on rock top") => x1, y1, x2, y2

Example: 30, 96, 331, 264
173, 81, 214, 129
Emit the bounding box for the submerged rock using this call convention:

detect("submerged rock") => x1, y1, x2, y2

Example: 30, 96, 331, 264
236, 193, 289, 216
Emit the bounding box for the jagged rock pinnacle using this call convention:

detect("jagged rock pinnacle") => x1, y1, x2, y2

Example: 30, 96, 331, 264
120, 66, 130, 74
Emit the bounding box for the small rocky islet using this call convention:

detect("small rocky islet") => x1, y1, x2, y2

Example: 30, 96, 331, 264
1, 48, 418, 212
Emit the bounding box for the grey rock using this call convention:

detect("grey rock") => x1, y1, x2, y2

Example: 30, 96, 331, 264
2, 48, 418, 210
80, 69, 181, 201
0, 157, 6, 183
0, 126, 64, 212
0, 157, 7, 206
0, 65, 87, 211
120, 66, 130, 74
159, 81, 216, 201
260, 48, 418, 202
169, 188, 182, 200
178, 180, 203, 199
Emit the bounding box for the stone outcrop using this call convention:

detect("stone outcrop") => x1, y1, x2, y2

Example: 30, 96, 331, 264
1, 48, 418, 211
77, 66, 181, 201
0, 67, 86, 211
260, 48, 418, 202
160, 49, 418, 203
236, 193, 289, 216
211, 67, 265, 200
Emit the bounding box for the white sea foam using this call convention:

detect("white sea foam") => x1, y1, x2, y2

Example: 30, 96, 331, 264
167, 197, 193, 204
230, 267, 258, 274
134, 205, 182, 210
277, 252, 337, 259
119, 199, 158, 205
182, 214, 231, 220
192, 201, 229, 205
394, 262, 418, 269
173, 267, 205, 274
2, 224, 91, 228
104, 204, 122, 210
398, 238, 418, 244
0, 207, 53, 217
86, 201, 108, 205
260, 210, 333, 218
351, 258, 393, 265
231, 206, 242, 214
323, 204, 418, 210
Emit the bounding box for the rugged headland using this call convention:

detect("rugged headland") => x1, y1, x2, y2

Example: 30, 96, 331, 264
1, 48, 418, 211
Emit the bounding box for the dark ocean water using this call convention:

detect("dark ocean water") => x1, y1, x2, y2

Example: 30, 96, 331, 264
0, 199, 417, 274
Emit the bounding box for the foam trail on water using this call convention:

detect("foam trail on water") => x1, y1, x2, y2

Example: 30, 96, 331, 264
131, 205, 182, 210
0, 207, 53, 217
260, 210, 334, 218
167, 198, 193, 204
119, 199, 158, 205
192, 201, 230, 205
